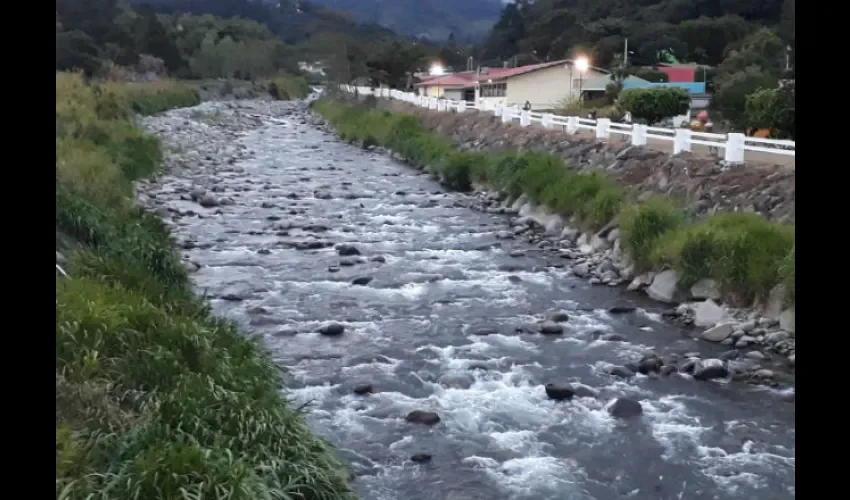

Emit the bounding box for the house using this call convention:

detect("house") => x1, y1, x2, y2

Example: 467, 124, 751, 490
654, 63, 710, 83
579, 75, 651, 101
413, 59, 609, 110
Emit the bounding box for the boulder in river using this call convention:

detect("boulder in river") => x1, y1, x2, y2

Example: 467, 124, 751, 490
405, 410, 441, 426
538, 320, 564, 335
637, 354, 664, 375
410, 453, 432, 463
544, 383, 575, 401
353, 383, 373, 395
351, 276, 373, 286
608, 397, 644, 418
546, 310, 570, 323
336, 244, 361, 256
318, 323, 345, 336
692, 358, 729, 381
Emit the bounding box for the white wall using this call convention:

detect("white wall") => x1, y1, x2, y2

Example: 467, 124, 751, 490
505, 65, 607, 110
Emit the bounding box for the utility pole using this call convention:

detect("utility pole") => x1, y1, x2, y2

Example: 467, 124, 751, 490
623, 38, 629, 66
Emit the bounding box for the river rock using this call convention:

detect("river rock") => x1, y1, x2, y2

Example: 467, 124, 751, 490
405, 410, 441, 426
544, 383, 575, 401
546, 310, 570, 322
646, 270, 684, 303
608, 397, 643, 418
351, 276, 373, 286
637, 354, 663, 374
692, 299, 729, 328
538, 320, 564, 335
336, 244, 361, 256
353, 383, 373, 395
690, 278, 721, 300
318, 323, 345, 336
692, 358, 729, 381
700, 322, 734, 342
411, 453, 432, 463
608, 365, 634, 378
198, 194, 219, 207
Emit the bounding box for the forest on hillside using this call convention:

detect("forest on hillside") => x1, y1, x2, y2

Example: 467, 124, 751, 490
56, 0, 404, 79
481, 0, 794, 69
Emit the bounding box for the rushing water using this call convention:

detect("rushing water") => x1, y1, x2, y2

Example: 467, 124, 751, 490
144, 101, 794, 500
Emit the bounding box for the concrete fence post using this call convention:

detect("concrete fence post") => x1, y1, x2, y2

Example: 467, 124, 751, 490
673, 128, 692, 154
631, 124, 647, 146
724, 133, 746, 163
501, 107, 512, 123
541, 113, 554, 128
520, 111, 531, 127
596, 118, 611, 140
456, 102, 465, 113
566, 116, 579, 134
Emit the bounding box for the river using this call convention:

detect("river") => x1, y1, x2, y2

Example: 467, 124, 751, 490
140, 99, 795, 500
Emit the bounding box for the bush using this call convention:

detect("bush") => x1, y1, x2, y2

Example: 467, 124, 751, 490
651, 213, 794, 304
267, 75, 311, 100
439, 153, 480, 191
619, 199, 685, 271
55, 73, 355, 500
745, 85, 795, 139
617, 87, 690, 125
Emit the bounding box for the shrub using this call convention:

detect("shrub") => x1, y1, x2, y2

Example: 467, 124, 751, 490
745, 85, 795, 139
651, 213, 794, 304
617, 87, 690, 125
619, 199, 685, 271
56, 73, 355, 499
439, 153, 479, 191
267, 75, 311, 100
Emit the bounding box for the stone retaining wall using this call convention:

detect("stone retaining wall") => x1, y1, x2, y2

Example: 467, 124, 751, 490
373, 99, 795, 224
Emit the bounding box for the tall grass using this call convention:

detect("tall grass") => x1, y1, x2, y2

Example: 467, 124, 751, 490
56, 72, 354, 500
267, 75, 311, 100
314, 98, 796, 308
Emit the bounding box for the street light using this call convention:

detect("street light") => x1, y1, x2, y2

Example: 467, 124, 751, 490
429, 63, 445, 76
574, 56, 589, 107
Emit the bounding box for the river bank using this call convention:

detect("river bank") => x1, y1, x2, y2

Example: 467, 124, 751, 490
311, 98, 796, 383
55, 74, 353, 499
136, 97, 794, 500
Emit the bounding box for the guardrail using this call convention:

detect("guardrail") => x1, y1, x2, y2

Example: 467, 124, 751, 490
339, 85, 795, 164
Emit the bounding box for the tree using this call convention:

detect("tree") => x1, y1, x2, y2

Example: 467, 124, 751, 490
711, 66, 776, 128
617, 87, 690, 125
365, 42, 426, 88
745, 85, 795, 139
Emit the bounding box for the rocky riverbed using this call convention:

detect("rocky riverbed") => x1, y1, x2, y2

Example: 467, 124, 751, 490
137, 99, 795, 500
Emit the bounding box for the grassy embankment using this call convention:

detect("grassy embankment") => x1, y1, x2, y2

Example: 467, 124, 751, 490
312, 98, 795, 309
267, 75, 312, 100
56, 73, 353, 499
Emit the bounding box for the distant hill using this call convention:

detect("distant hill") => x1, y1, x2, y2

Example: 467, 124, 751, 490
128, 0, 401, 43
308, 0, 505, 41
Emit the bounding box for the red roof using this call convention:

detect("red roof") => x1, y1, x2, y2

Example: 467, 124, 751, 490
414, 59, 599, 88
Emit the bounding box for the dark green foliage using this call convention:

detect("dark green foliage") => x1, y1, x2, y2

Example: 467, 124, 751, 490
267, 75, 311, 100
617, 87, 690, 125
745, 85, 795, 139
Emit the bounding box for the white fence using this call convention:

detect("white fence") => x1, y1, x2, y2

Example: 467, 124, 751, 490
339, 85, 795, 164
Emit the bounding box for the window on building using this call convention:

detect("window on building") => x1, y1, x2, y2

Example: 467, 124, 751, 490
480, 83, 506, 97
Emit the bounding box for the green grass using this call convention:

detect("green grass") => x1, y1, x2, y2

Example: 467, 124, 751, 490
313, 98, 796, 308
266, 75, 311, 101
56, 72, 354, 500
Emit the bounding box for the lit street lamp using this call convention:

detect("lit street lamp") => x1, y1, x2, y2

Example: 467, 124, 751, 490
574, 56, 589, 107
